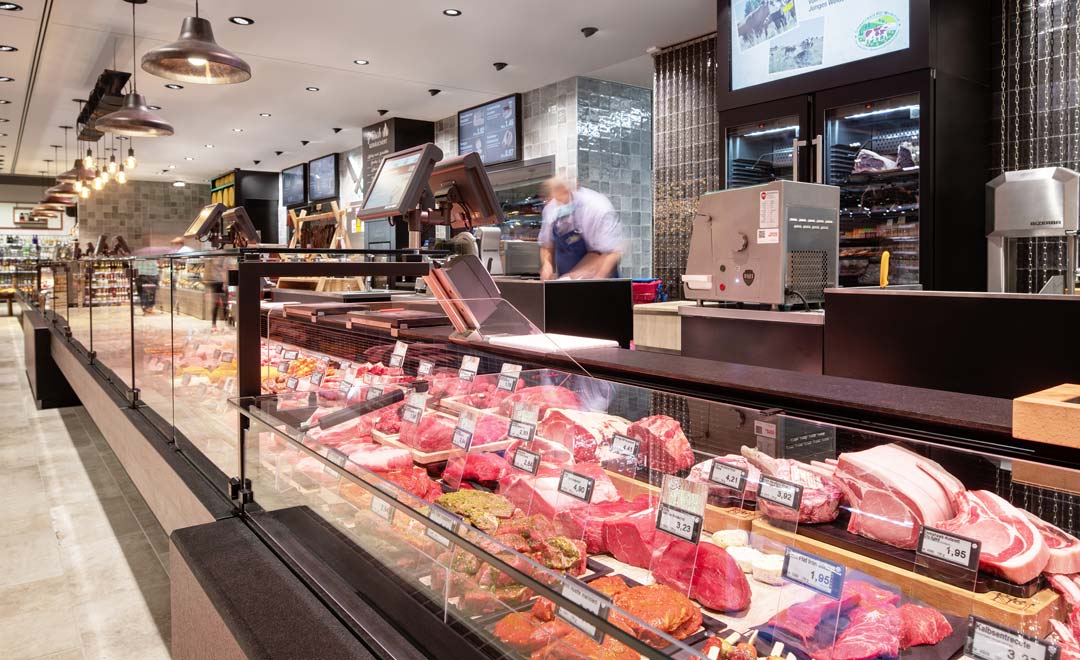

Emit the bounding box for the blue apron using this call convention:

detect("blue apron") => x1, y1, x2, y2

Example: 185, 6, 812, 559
553, 213, 618, 278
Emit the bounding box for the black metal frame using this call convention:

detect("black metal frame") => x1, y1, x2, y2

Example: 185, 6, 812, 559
718, 93, 813, 187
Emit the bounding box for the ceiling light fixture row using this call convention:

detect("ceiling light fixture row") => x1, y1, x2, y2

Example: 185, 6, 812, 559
142, 0, 252, 84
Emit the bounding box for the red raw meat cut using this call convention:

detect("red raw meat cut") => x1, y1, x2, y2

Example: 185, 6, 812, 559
498, 462, 620, 520
1048, 573, 1080, 605
472, 413, 511, 447
742, 446, 841, 524
538, 409, 630, 463
824, 444, 963, 549
842, 581, 900, 609
651, 540, 751, 612
626, 415, 694, 474
504, 436, 575, 471
688, 455, 761, 502
1025, 512, 1080, 574
496, 385, 582, 418
812, 606, 900, 660
898, 603, 953, 648
399, 413, 456, 451
374, 406, 404, 435
428, 370, 471, 399
553, 494, 652, 553
766, 591, 859, 646
936, 490, 1049, 584
443, 452, 511, 483
382, 466, 443, 501
601, 506, 673, 568
347, 445, 413, 472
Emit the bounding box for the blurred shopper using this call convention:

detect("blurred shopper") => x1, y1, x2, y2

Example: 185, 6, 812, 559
202, 257, 226, 332
170, 236, 194, 254
134, 258, 158, 315
539, 178, 624, 280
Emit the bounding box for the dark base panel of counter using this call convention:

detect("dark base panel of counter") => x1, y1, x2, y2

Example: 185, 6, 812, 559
681, 314, 824, 374
495, 278, 633, 348
22, 308, 80, 409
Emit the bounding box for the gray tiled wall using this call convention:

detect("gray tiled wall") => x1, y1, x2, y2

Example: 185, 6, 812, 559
77, 180, 211, 250
434, 76, 652, 278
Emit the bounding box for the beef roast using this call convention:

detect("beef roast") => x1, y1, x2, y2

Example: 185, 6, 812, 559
553, 494, 652, 553
399, 413, 455, 451
442, 452, 510, 483
627, 415, 694, 474
1024, 511, 1080, 574
742, 446, 841, 524
497, 462, 621, 520
538, 408, 630, 462
496, 385, 582, 418
651, 540, 751, 612
937, 490, 1049, 584
601, 505, 671, 568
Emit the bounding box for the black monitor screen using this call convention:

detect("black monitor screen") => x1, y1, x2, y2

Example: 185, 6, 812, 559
363, 152, 422, 211
457, 94, 521, 166
282, 164, 306, 207
307, 154, 339, 202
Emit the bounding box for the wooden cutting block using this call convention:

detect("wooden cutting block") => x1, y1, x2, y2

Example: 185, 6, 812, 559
1013, 383, 1080, 448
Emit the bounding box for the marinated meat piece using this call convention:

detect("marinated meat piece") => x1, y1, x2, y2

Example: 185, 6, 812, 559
1024, 511, 1080, 574
627, 415, 695, 474
937, 490, 1049, 584
898, 603, 953, 648
611, 584, 703, 648
347, 445, 412, 472
399, 413, 456, 452
531, 575, 630, 622
538, 409, 631, 462
497, 514, 558, 549
554, 494, 653, 553
497, 385, 582, 418
813, 606, 900, 660
462, 583, 532, 615
442, 452, 511, 484
533, 537, 587, 575
652, 541, 752, 612
494, 613, 573, 654
436, 490, 517, 533
741, 446, 842, 524
530, 629, 638, 660
688, 455, 761, 503
495, 532, 532, 554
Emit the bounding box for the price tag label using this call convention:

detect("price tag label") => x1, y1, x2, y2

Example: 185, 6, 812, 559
966, 616, 1059, 660
783, 547, 846, 600
278, 360, 291, 374
371, 495, 395, 523
339, 380, 353, 394
417, 360, 434, 378
609, 434, 640, 460
286, 377, 299, 390
451, 413, 476, 452
401, 392, 427, 426
754, 420, 778, 439
496, 363, 522, 392
758, 475, 803, 511
310, 370, 324, 386
323, 448, 348, 476
709, 461, 748, 492
219, 350, 234, 363
458, 355, 480, 381
365, 386, 385, 401
656, 502, 703, 544
558, 470, 595, 503
557, 578, 610, 643
427, 506, 460, 547
181, 373, 192, 386
511, 447, 541, 475
222, 376, 235, 393
919, 526, 981, 571
388, 341, 408, 369
212, 348, 221, 361
507, 419, 536, 443
282, 350, 299, 360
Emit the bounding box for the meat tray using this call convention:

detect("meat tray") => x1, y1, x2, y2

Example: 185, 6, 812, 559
438, 394, 500, 417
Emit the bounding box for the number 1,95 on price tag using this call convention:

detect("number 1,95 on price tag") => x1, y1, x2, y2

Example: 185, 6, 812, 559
966, 616, 1059, 660
918, 526, 981, 571
783, 547, 846, 600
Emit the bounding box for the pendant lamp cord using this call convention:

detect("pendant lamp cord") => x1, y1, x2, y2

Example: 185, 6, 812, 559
195, 0, 199, 18
131, 2, 138, 93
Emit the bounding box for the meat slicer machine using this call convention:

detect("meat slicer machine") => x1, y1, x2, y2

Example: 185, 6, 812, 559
682, 181, 840, 307
986, 167, 1079, 295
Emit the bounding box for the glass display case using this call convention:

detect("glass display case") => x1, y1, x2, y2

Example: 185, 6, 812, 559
726, 117, 800, 189
19, 250, 1080, 660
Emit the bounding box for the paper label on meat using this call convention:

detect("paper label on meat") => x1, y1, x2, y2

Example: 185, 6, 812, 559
558, 470, 595, 502
966, 616, 1059, 660
918, 526, 981, 572
709, 461, 748, 492
557, 577, 611, 643
388, 340, 408, 368
758, 475, 803, 510
656, 502, 703, 544
783, 547, 846, 600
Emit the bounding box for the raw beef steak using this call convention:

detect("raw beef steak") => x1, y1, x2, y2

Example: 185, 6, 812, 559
399, 413, 456, 451
742, 447, 841, 524
496, 385, 582, 418
898, 603, 953, 648
498, 462, 620, 520
651, 540, 752, 612
601, 506, 672, 568
442, 452, 510, 483
627, 415, 695, 474
538, 408, 630, 463
937, 490, 1049, 584
553, 494, 652, 553
812, 606, 900, 660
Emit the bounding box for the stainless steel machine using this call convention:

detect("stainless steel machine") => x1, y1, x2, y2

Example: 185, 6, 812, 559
986, 167, 1079, 295
682, 181, 840, 307
474, 226, 503, 274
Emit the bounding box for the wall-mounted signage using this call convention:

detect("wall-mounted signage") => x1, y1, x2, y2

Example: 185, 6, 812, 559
457, 93, 522, 166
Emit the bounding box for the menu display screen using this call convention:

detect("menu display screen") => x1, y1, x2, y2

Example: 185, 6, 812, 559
282, 164, 306, 207
730, 0, 910, 91
307, 154, 339, 202
363, 152, 422, 212
458, 94, 520, 166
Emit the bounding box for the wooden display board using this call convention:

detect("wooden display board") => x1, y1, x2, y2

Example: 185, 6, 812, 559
1013, 383, 1080, 449
287, 202, 350, 249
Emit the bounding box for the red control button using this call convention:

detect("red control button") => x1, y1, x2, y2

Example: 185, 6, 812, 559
719, 283, 727, 291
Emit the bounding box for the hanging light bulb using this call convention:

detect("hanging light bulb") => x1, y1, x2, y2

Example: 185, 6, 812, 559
117, 163, 127, 184
74, 179, 84, 192
97, 0, 174, 136
108, 147, 118, 174
80, 186, 90, 199
126, 142, 137, 169
141, 0, 251, 85
84, 146, 94, 169
93, 175, 103, 191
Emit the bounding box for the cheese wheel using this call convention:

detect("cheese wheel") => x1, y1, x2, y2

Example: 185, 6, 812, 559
752, 553, 786, 585
711, 529, 750, 548
726, 545, 762, 573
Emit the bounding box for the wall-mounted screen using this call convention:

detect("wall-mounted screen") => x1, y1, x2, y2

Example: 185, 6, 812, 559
731, 0, 910, 91
281, 164, 307, 207
457, 93, 521, 166
307, 153, 339, 202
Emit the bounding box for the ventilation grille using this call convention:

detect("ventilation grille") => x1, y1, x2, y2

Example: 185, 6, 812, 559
788, 250, 829, 302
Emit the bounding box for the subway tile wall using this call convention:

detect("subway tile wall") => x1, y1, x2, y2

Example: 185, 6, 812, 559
77, 180, 211, 250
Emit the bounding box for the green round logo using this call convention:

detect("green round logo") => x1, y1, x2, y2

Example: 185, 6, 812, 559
856, 12, 901, 50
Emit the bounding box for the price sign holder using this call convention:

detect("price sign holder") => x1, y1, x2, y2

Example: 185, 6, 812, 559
648, 476, 708, 599
915, 525, 981, 595
556, 577, 611, 643
708, 458, 750, 508
339, 380, 354, 395
782, 547, 846, 600
365, 385, 385, 402
426, 505, 461, 548
400, 392, 427, 427
278, 360, 292, 374
510, 446, 541, 475
219, 350, 235, 364
496, 363, 522, 392
323, 448, 348, 477
966, 616, 1060, 660
388, 340, 408, 369
608, 433, 640, 467
558, 469, 596, 503
286, 376, 299, 390
417, 359, 434, 378
458, 355, 480, 382
508, 403, 539, 444
443, 411, 478, 491
370, 493, 395, 524
282, 349, 299, 361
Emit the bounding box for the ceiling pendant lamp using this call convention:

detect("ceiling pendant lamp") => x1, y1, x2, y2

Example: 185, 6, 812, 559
97, 0, 174, 137
141, 0, 251, 84
117, 163, 127, 184
126, 139, 137, 169
47, 145, 77, 196
58, 127, 93, 182
30, 207, 56, 220
40, 163, 76, 207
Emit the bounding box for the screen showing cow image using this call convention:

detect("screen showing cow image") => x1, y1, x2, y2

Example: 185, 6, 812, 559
362, 152, 422, 212
307, 154, 339, 202
457, 94, 520, 166
731, 0, 910, 90
282, 164, 306, 207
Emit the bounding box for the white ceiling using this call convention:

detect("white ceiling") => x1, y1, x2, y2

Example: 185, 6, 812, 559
0, 0, 714, 183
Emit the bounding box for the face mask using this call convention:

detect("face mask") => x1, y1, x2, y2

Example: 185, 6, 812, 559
555, 201, 575, 219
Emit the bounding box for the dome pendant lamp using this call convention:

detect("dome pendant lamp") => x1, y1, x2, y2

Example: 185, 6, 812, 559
97, 0, 174, 137
47, 145, 78, 197
141, 0, 251, 85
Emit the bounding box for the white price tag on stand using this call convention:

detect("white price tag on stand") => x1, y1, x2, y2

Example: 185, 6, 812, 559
451, 413, 476, 452
365, 386, 384, 401
339, 380, 353, 394
556, 577, 611, 642
426, 506, 460, 547
656, 503, 703, 544
323, 448, 348, 476
388, 341, 408, 368
758, 475, 803, 510
918, 526, 981, 571
282, 350, 299, 360
417, 360, 434, 378
709, 461, 748, 492
370, 495, 395, 523
508, 403, 539, 443
783, 547, 846, 599
458, 355, 479, 381
511, 447, 541, 475
609, 434, 639, 460
966, 616, 1059, 660
401, 392, 427, 426
496, 363, 522, 392
558, 470, 595, 503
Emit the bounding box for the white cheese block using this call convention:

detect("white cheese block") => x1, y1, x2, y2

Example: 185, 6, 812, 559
752, 553, 786, 585
726, 545, 763, 573
711, 529, 750, 548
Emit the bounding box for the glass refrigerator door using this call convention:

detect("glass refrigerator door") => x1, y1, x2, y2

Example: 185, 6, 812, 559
824, 93, 921, 286
726, 116, 800, 189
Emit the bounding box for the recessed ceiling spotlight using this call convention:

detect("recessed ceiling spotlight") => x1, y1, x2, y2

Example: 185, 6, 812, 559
184, 156, 194, 161
0, 119, 8, 123
172, 181, 186, 187
0, 100, 8, 104
228, 16, 254, 25
0, 133, 6, 137
169, 164, 176, 169
581, 26, 599, 38
0, 46, 16, 52
205, 143, 214, 148
305, 86, 320, 92
232, 128, 244, 133
0, 77, 13, 83
0, 3, 23, 11
165, 83, 184, 90
442, 8, 462, 16
301, 140, 310, 146
493, 62, 508, 71
147, 105, 161, 110
353, 59, 369, 65
428, 88, 441, 96
259, 112, 271, 117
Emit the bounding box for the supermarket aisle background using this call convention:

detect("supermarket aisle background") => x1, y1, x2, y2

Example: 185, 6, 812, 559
0, 315, 171, 660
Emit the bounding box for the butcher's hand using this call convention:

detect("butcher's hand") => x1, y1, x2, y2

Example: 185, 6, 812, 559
540, 263, 555, 281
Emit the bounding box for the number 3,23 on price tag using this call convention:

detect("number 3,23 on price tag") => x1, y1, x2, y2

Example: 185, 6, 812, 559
782, 547, 846, 600
655, 502, 703, 544
966, 616, 1059, 660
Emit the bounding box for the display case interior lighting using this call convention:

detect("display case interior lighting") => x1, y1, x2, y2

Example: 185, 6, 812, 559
142, 0, 252, 85
843, 104, 920, 120
743, 125, 799, 137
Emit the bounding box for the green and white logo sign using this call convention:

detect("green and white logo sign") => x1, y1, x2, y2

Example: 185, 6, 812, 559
856, 12, 901, 50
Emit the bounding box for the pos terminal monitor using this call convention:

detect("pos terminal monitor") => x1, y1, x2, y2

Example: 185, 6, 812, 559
428, 151, 505, 229
184, 203, 226, 241
356, 143, 443, 222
